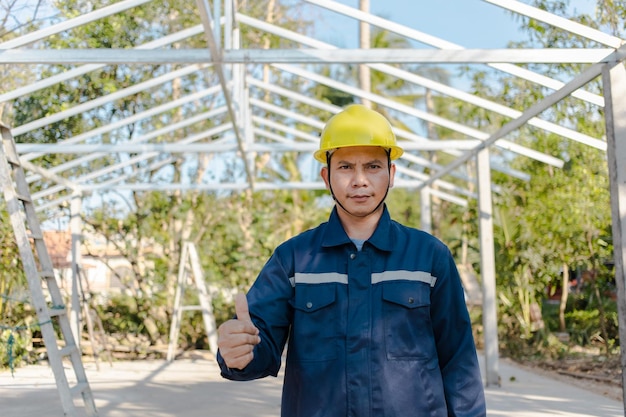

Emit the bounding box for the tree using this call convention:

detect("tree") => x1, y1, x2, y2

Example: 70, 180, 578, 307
1, 0, 316, 348
460, 0, 617, 354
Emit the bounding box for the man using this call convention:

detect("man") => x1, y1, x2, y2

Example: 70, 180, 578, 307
217, 104, 486, 416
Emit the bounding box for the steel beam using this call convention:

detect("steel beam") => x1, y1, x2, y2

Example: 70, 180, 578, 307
419, 43, 626, 189
305, 0, 605, 106
0, 47, 619, 65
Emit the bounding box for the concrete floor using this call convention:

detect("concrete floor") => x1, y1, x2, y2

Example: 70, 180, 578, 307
0, 351, 622, 417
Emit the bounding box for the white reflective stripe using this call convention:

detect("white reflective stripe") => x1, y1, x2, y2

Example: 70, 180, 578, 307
371, 270, 437, 287
293, 272, 349, 285
291, 271, 436, 287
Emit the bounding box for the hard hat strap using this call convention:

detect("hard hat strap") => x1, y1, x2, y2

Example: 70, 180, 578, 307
326, 150, 392, 219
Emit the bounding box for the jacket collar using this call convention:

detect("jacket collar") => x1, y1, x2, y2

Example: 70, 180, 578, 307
321, 205, 393, 252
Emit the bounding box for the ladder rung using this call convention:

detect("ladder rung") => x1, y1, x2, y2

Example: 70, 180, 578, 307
70, 381, 89, 396
26, 231, 43, 240
58, 345, 79, 358
181, 305, 201, 311
15, 193, 32, 203
48, 306, 66, 317
40, 269, 55, 278
6, 154, 21, 166
26, 232, 43, 240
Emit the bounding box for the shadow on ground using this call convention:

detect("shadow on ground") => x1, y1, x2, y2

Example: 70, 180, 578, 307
0, 353, 622, 417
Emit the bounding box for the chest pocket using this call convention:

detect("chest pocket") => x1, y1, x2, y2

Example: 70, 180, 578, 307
382, 281, 437, 362
288, 284, 339, 362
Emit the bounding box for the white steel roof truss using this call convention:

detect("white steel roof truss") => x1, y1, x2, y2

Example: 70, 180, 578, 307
245, 82, 527, 186
34, 153, 185, 213
251, 116, 320, 143
394, 165, 479, 200
0, 0, 152, 49
23, 105, 227, 188
486, 0, 625, 49
271, 62, 564, 167
0, 24, 207, 104
13, 63, 212, 137
31, 123, 234, 203
238, 14, 604, 151
420, 44, 626, 189
248, 97, 453, 182
253, 127, 313, 147
194, 0, 254, 190
305, 0, 604, 106
0, 0, 620, 207
2, 46, 619, 67
20, 160, 82, 193
245, 82, 528, 185
20, 86, 223, 164
246, 99, 503, 198
79, 136, 237, 193
246, 76, 340, 114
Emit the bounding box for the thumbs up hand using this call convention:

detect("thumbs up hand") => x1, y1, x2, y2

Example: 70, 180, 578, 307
234, 292, 253, 323
217, 293, 261, 370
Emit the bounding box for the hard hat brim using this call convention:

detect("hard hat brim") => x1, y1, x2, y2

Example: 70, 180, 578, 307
314, 144, 404, 164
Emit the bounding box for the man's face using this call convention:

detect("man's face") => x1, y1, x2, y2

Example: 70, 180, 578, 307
321, 146, 395, 218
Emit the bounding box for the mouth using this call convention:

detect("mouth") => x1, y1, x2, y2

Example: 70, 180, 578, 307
349, 195, 370, 203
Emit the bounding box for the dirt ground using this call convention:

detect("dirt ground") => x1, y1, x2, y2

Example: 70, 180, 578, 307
514, 355, 623, 402
1, 349, 623, 417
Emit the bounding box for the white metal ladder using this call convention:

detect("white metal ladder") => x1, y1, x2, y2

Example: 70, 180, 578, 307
0, 123, 98, 416
167, 241, 218, 361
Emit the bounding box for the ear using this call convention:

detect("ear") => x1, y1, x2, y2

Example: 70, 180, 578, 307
389, 163, 396, 189
320, 166, 330, 190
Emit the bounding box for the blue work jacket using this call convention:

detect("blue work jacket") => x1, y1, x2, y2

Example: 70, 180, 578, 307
218, 206, 486, 417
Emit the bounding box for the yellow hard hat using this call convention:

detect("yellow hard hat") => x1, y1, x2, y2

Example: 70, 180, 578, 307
314, 104, 404, 164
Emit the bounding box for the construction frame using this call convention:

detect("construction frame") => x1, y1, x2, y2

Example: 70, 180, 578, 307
1, 0, 626, 407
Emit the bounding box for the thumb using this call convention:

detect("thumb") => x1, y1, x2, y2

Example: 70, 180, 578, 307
235, 292, 252, 323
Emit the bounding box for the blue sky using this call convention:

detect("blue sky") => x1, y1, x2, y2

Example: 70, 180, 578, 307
310, 0, 596, 49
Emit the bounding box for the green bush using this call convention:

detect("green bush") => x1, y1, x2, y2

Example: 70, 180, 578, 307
540, 297, 619, 352
565, 309, 600, 345
565, 303, 618, 349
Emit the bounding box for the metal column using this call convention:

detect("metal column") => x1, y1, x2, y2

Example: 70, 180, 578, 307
603, 61, 626, 411
70, 192, 83, 343
420, 186, 432, 234
477, 148, 500, 387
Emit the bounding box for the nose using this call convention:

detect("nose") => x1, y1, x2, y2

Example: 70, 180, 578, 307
351, 167, 367, 187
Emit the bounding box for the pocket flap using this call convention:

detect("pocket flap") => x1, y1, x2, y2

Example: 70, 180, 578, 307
382, 281, 430, 309
292, 285, 336, 312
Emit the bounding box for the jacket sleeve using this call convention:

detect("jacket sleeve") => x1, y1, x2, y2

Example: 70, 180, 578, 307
430, 245, 487, 417
217, 247, 293, 381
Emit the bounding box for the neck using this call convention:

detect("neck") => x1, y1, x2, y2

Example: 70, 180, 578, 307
336, 204, 384, 240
